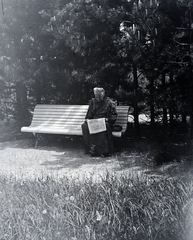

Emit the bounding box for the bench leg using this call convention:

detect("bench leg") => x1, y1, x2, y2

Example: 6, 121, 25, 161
113, 135, 126, 152
34, 133, 41, 148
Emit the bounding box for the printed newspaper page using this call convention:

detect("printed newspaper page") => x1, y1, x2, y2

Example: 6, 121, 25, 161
87, 118, 107, 134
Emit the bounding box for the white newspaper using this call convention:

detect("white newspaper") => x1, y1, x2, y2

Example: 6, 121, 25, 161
87, 118, 106, 134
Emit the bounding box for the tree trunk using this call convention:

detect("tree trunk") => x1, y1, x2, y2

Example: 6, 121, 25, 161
182, 113, 187, 124
133, 63, 141, 138
189, 65, 193, 138
15, 81, 30, 127
35, 78, 41, 104
150, 77, 155, 133
162, 71, 167, 132
169, 72, 174, 136
43, 77, 49, 104
188, 6, 193, 139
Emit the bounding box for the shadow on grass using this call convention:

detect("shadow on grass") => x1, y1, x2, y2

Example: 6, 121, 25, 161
0, 132, 192, 179
38, 137, 165, 177
38, 136, 149, 172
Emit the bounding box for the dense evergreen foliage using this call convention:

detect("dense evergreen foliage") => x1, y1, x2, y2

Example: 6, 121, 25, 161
0, 0, 193, 137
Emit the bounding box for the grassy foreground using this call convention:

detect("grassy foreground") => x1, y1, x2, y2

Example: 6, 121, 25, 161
0, 173, 192, 240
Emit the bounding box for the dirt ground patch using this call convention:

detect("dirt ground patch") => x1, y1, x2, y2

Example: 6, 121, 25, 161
0, 138, 146, 181
0, 137, 189, 182
0, 120, 192, 182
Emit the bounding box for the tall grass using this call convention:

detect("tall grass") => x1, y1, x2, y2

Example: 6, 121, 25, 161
0, 173, 192, 240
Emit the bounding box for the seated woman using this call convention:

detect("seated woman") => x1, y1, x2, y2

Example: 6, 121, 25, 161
81, 87, 117, 157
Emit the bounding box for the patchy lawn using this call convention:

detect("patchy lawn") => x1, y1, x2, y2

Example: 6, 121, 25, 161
0, 120, 193, 239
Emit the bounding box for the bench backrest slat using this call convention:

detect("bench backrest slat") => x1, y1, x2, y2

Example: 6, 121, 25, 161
21, 104, 129, 135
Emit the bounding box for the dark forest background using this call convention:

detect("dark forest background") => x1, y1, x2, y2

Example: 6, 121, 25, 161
0, 0, 193, 142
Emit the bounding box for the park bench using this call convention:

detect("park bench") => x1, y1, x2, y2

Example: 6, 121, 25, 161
21, 104, 129, 147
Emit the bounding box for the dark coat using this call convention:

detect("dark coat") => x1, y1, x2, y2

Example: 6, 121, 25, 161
82, 97, 117, 156
85, 97, 117, 125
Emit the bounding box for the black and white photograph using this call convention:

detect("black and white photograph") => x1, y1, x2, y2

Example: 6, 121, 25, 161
0, 0, 193, 239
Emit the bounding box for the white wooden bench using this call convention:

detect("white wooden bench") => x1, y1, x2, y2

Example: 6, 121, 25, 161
21, 104, 129, 147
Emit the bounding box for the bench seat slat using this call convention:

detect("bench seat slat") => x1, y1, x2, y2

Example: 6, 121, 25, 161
32, 117, 87, 121
34, 111, 88, 115
21, 126, 123, 137
34, 105, 88, 108
33, 112, 87, 115
32, 120, 86, 123
31, 117, 127, 122
32, 116, 128, 121
31, 118, 87, 122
